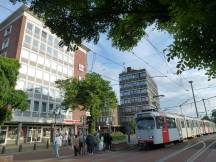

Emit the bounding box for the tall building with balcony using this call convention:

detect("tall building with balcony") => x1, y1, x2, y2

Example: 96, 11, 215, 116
0, 5, 89, 144
119, 67, 159, 128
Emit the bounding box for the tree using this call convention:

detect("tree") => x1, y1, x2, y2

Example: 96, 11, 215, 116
211, 109, 216, 123
11, 0, 216, 79
0, 56, 28, 125
56, 72, 117, 133
128, 120, 136, 134
201, 115, 210, 121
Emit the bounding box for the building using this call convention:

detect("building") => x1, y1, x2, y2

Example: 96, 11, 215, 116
119, 67, 159, 128
0, 5, 89, 145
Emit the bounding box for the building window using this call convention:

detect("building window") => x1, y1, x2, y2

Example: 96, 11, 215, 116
1, 38, 9, 49
40, 43, 46, 53
32, 39, 39, 50
19, 64, 28, 74
49, 103, 53, 111
78, 76, 82, 80
24, 35, 32, 46
36, 69, 43, 79
28, 66, 35, 77
48, 35, 53, 45
4, 25, 12, 37
37, 55, 44, 65
34, 26, 40, 38
26, 22, 33, 33
26, 82, 34, 92
29, 53, 37, 62
42, 102, 47, 112
41, 31, 47, 41
47, 46, 52, 56
78, 64, 85, 72
33, 101, 39, 112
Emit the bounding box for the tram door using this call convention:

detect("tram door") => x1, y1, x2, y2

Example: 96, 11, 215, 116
176, 119, 182, 139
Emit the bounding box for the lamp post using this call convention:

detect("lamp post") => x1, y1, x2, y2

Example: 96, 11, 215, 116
188, 81, 199, 118
202, 99, 208, 117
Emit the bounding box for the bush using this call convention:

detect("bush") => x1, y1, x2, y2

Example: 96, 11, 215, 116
112, 132, 126, 141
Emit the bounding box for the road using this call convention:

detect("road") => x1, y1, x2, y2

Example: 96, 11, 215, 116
14, 134, 216, 162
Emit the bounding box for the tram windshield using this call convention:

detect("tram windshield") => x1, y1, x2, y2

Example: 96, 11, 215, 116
136, 117, 155, 130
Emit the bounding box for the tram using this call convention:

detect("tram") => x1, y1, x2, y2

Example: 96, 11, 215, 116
135, 110, 216, 148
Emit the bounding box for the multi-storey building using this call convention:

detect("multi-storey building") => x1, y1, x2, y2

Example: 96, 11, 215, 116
119, 67, 159, 128
0, 5, 89, 145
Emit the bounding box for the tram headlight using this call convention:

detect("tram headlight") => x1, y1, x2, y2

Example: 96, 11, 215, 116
149, 136, 154, 139
137, 136, 141, 139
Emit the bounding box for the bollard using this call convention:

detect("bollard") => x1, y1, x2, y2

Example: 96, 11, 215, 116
46, 140, 49, 149
18, 144, 22, 152
1, 146, 6, 154
33, 143, 36, 150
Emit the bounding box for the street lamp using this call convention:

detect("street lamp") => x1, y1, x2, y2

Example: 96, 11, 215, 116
188, 81, 199, 118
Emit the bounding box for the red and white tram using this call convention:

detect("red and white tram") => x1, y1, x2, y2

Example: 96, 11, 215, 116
135, 110, 216, 147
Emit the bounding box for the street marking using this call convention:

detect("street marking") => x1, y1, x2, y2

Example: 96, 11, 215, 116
187, 140, 216, 162
155, 135, 216, 162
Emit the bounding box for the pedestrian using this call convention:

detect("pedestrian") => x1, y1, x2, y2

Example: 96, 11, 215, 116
86, 134, 94, 154
63, 132, 68, 146
79, 133, 85, 155
53, 134, 62, 158
72, 135, 80, 156
99, 134, 104, 151
107, 133, 112, 150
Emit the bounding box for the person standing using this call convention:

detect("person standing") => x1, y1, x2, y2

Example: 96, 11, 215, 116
72, 135, 80, 156
53, 134, 62, 158
107, 133, 112, 150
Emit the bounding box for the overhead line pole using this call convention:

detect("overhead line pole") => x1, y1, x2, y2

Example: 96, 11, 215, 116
202, 99, 208, 117
189, 81, 199, 118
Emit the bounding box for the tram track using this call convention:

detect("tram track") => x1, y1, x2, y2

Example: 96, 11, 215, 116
156, 134, 216, 162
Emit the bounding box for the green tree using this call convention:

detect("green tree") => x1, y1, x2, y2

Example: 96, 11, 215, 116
128, 120, 136, 134
0, 56, 28, 124
211, 109, 216, 123
12, 0, 216, 79
56, 72, 117, 133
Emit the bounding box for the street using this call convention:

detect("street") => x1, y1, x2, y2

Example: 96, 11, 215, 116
13, 134, 216, 162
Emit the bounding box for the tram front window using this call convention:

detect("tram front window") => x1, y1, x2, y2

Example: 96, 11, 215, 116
136, 117, 155, 129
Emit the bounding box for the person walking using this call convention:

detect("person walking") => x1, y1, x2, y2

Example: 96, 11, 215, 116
86, 134, 94, 154
107, 133, 112, 150
72, 135, 80, 156
53, 134, 62, 158
79, 133, 85, 155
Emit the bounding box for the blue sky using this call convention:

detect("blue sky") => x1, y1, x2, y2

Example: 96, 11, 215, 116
1, 1, 216, 118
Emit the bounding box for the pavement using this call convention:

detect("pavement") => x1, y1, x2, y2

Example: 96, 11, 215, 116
2, 134, 216, 162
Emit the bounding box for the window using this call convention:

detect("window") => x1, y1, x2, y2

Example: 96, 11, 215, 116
1, 38, 9, 49
50, 75, 56, 83
48, 35, 53, 45
43, 72, 49, 81
47, 46, 52, 55
41, 31, 47, 41
49, 103, 54, 111
4, 25, 12, 37
34, 26, 40, 38
21, 49, 29, 59
26, 82, 34, 92
29, 53, 37, 62
37, 55, 44, 65
78, 76, 82, 80
45, 59, 51, 68
33, 101, 39, 112
78, 64, 85, 72
51, 62, 57, 71
19, 64, 28, 74
26, 22, 33, 33
63, 55, 68, 62
16, 80, 25, 90
57, 64, 62, 72
53, 49, 58, 58
36, 69, 43, 79
136, 117, 155, 129
35, 85, 42, 94
24, 35, 31, 45
32, 39, 39, 50
42, 102, 47, 112
28, 66, 35, 77
166, 117, 176, 128
40, 43, 46, 53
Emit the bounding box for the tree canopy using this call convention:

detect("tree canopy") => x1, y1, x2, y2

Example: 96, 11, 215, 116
56, 72, 117, 133
12, 0, 216, 79
0, 56, 28, 124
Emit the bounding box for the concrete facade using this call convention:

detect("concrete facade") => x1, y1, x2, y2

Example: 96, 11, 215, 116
0, 5, 89, 145
119, 67, 159, 128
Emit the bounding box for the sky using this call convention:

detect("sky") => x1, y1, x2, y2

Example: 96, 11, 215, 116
1, 0, 216, 118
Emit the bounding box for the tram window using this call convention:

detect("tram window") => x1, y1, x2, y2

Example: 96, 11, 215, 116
186, 120, 190, 127
136, 117, 155, 129
166, 117, 176, 128
156, 117, 164, 129
181, 121, 185, 128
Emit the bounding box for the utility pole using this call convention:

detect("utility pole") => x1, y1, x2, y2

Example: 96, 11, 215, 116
189, 81, 199, 118
202, 99, 208, 117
